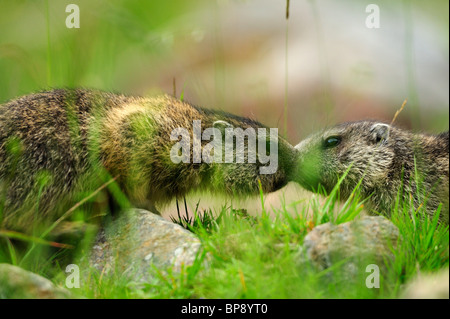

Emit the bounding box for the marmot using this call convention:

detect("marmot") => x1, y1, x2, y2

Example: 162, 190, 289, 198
294, 121, 449, 223
0, 89, 297, 233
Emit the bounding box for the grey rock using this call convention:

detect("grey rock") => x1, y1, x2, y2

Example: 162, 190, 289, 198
300, 216, 400, 281
401, 268, 449, 299
0, 264, 73, 299
87, 209, 204, 283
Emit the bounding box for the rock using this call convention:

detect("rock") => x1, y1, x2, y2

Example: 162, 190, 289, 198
0, 264, 73, 299
300, 216, 400, 281
87, 209, 204, 283
401, 268, 449, 299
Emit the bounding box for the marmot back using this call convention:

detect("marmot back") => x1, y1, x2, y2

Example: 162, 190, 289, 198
294, 121, 449, 223
0, 89, 297, 233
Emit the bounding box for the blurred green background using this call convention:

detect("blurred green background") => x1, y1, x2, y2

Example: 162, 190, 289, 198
0, 0, 448, 143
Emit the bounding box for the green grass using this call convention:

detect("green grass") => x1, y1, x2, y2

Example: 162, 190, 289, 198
54, 194, 445, 299
0, 158, 448, 298
134, 171, 447, 299
6, 171, 438, 299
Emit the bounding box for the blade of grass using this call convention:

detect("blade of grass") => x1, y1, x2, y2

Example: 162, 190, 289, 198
40, 175, 119, 239
0, 230, 73, 249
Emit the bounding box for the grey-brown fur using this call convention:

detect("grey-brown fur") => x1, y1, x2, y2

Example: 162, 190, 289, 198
294, 121, 449, 223
0, 89, 297, 233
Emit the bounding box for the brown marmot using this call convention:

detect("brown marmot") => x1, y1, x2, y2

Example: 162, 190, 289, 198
294, 121, 449, 223
0, 89, 297, 233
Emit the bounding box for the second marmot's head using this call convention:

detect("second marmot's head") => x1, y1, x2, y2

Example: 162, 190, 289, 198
293, 121, 405, 199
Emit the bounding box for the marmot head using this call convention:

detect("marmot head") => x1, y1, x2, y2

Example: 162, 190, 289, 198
192, 116, 298, 197
120, 99, 299, 203
294, 121, 398, 198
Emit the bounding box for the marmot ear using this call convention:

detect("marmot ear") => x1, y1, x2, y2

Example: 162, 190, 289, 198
369, 123, 390, 145
213, 120, 233, 133
213, 120, 233, 141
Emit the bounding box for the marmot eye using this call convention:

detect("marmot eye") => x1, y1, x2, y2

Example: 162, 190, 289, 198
323, 136, 341, 149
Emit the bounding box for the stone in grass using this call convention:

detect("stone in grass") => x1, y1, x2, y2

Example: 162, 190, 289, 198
300, 216, 400, 283
0, 263, 73, 299
87, 209, 204, 283
401, 268, 449, 299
